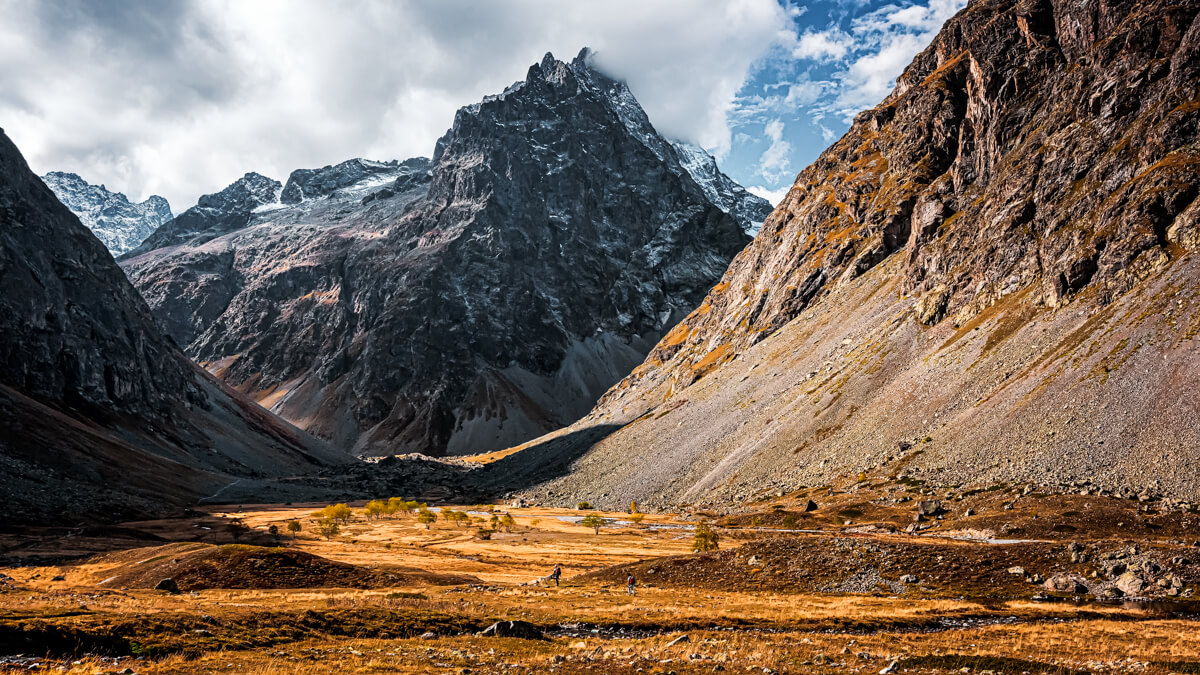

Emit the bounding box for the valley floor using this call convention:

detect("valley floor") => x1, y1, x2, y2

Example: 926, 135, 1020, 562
3, 485, 1200, 673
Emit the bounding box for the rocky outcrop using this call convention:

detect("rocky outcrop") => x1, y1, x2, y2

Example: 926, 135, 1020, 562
121, 50, 759, 457
281, 157, 430, 204
496, 0, 1200, 508
40, 171, 171, 255
0, 129, 349, 524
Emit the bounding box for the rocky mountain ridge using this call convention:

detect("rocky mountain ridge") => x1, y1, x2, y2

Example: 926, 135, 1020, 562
1, 130, 350, 524
495, 0, 1200, 509
40, 171, 172, 255
120, 49, 762, 458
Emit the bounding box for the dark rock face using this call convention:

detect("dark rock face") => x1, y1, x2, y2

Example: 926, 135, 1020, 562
502, 0, 1200, 509
40, 171, 172, 255
121, 50, 758, 457
0, 129, 348, 524
478, 620, 544, 640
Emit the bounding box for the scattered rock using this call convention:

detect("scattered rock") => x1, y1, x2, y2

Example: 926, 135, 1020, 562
899, 574, 918, 584
1043, 574, 1087, 594
916, 500, 944, 518
666, 635, 691, 647
804, 500, 819, 512
154, 578, 181, 594
478, 620, 545, 640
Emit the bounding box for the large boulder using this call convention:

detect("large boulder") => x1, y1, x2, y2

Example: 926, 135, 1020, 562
1043, 574, 1087, 594
1116, 572, 1147, 596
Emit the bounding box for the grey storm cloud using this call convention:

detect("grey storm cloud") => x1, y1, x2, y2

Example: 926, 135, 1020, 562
0, 0, 793, 209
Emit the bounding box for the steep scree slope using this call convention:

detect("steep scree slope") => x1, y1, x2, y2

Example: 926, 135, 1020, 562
120, 50, 759, 457
0, 130, 348, 524
497, 0, 1200, 508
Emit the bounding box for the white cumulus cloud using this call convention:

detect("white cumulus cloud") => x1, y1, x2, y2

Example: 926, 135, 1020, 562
757, 118, 793, 182
0, 0, 792, 209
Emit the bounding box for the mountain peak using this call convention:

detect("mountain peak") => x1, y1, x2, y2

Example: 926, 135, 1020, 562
121, 46, 764, 459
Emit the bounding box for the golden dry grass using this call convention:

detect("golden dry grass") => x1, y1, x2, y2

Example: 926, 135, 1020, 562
3, 503, 1200, 674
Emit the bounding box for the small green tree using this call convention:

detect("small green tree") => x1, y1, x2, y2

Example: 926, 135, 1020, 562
490, 514, 502, 530
629, 513, 646, 526
286, 520, 302, 540
417, 508, 437, 530
386, 497, 406, 516
500, 513, 516, 532
365, 499, 389, 520
227, 518, 250, 543
693, 522, 719, 552
630, 500, 639, 514
580, 514, 608, 535
267, 524, 280, 542
316, 517, 340, 540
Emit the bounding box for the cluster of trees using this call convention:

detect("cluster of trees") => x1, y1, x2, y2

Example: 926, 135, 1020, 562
363, 498, 426, 520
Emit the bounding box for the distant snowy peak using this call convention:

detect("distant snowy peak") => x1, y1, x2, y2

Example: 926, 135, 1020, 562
562, 49, 771, 236
41, 171, 172, 255
668, 141, 773, 236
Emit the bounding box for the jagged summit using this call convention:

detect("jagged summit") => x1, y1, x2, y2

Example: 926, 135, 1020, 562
460, 48, 771, 235
41, 171, 172, 255
120, 49, 766, 458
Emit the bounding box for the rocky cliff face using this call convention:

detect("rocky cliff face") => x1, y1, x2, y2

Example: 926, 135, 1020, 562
498, 0, 1200, 508
121, 50, 760, 457
40, 171, 172, 255
0, 130, 348, 523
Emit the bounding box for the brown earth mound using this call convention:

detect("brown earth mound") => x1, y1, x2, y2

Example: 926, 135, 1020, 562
579, 535, 1200, 601
96, 543, 479, 591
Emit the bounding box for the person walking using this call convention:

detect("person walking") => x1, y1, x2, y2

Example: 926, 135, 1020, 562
626, 573, 636, 597
550, 563, 562, 587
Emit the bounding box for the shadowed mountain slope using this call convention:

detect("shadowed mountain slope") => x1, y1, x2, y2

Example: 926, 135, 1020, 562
0, 129, 350, 524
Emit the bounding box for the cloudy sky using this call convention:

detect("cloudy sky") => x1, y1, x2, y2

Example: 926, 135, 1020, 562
0, 0, 964, 212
